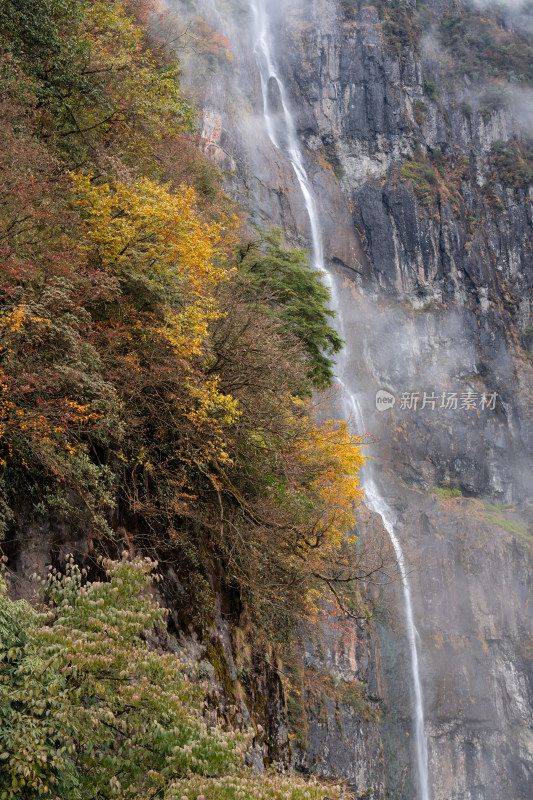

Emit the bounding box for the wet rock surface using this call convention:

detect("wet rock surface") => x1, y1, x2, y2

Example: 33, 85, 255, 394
293, 613, 387, 798
378, 484, 533, 799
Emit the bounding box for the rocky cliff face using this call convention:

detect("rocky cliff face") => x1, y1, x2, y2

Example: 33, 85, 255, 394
171, 0, 533, 797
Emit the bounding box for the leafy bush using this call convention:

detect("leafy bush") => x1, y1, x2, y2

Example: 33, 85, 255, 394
399, 148, 471, 214
423, 79, 439, 103
0, 558, 346, 800
414, 99, 427, 126
373, 0, 421, 58
491, 140, 533, 187
0, 577, 78, 799
432, 485, 462, 499
167, 774, 343, 800
401, 158, 439, 207
438, 8, 533, 85
236, 229, 343, 393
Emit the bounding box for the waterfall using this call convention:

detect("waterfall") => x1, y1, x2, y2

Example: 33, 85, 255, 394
250, 0, 325, 279
249, 1, 430, 797
364, 482, 430, 800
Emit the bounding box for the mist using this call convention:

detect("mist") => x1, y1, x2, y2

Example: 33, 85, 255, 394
472, 0, 533, 33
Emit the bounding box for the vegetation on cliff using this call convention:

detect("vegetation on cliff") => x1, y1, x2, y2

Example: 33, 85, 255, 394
0, 1, 368, 794
0, 556, 348, 799
346, 1, 533, 238
366, 0, 533, 88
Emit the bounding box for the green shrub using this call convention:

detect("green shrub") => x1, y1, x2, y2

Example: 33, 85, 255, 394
438, 9, 533, 86
0, 577, 79, 800
432, 485, 462, 498
491, 140, 533, 188
1, 558, 244, 799
414, 99, 427, 125
423, 79, 439, 103
373, 0, 421, 58
1, 559, 346, 800
401, 158, 440, 207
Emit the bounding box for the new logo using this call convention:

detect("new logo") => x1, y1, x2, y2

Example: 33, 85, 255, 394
375, 389, 396, 412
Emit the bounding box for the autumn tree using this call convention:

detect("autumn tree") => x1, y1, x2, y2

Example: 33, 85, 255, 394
0, 0, 370, 650
70, 171, 240, 530
0, 89, 121, 536
200, 272, 364, 636
0, 7, 380, 797
0, 0, 195, 163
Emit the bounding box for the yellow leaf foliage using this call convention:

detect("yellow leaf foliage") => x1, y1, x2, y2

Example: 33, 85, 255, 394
72, 172, 227, 286
295, 417, 364, 550
78, 0, 197, 140
72, 171, 234, 359
71, 170, 240, 473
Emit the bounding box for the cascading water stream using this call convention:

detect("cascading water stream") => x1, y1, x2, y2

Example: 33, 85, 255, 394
250, 0, 325, 278
249, 1, 430, 797
344, 395, 430, 800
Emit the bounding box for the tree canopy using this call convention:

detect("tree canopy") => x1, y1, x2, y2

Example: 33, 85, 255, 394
0, 1, 376, 795
237, 229, 343, 393
0, 0, 368, 684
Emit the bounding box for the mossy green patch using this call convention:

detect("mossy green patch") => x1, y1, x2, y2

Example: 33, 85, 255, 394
206, 640, 234, 697
432, 485, 463, 499
483, 502, 515, 513
481, 513, 531, 540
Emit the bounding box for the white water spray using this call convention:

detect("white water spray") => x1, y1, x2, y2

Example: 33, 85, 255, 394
250, 0, 325, 277
249, 1, 430, 797
365, 482, 430, 800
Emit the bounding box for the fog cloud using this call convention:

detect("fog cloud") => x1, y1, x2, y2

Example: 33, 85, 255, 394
472, 0, 533, 33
